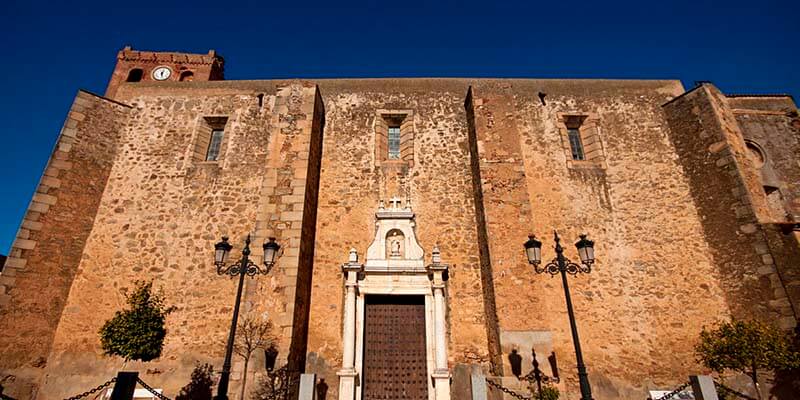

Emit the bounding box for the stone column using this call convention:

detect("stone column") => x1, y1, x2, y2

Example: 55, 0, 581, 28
338, 249, 362, 400
433, 283, 448, 371
428, 246, 451, 400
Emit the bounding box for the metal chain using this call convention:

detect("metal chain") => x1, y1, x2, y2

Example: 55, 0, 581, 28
135, 377, 172, 400
485, 378, 532, 400
651, 381, 691, 400
63, 377, 116, 400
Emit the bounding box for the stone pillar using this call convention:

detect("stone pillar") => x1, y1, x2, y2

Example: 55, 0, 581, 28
299, 373, 317, 400
470, 369, 488, 400
338, 249, 362, 400
690, 375, 719, 400
433, 283, 448, 371
428, 246, 451, 400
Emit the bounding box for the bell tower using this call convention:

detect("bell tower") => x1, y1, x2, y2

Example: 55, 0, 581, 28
104, 46, 224, 99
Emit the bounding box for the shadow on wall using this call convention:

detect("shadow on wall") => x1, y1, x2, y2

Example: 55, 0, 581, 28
507, 348, 561, 381
509, 349, 523, 377
770, 327, 800, 399
316, 378, 328, 400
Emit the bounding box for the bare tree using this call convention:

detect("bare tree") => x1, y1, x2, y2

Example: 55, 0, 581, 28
234, 314, 276, 400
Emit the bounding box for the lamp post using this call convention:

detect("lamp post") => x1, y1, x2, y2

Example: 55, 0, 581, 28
524, 231, 595, 400
213, 234, 281, 400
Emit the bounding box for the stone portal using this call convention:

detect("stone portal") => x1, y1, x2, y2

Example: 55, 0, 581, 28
337, 199, 450, 400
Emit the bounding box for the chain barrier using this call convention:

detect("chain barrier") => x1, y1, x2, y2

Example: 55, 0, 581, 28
485, 378, 532, 400
713, 380, 756, 400
649, 381, 691, 400
136, 377, 172, 400
62, 377, 116, 400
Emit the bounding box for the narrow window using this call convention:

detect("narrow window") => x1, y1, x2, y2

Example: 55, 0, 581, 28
206, 129, 225, 161
567, 128, 585, 160
126, 68, 144, 82
388, 125, 401, 159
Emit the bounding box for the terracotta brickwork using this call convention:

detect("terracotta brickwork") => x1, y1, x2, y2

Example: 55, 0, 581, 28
1, 48, 799, 400
105, 46, 224, 99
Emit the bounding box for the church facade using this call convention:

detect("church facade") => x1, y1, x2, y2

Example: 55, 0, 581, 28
1, 47, 799, 399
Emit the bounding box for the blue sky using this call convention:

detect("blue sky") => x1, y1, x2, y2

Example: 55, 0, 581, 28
0, 0, 798, 253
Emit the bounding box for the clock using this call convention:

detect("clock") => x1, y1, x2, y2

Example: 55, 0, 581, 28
152, 66, 172, 81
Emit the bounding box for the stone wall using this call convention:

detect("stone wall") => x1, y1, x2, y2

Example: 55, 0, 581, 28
466, 79, 738, 399
465, 87, 504, 375
727, 94, 800, 327
728, 95, 799, 220
663, 84, 796, 329
19, 81, 320, 399
3, 73, 799, 400
305, 79, 491, 399
0, 91, 129, 398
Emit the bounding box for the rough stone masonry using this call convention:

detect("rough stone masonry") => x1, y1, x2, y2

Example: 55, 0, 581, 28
0, 47, 798, 400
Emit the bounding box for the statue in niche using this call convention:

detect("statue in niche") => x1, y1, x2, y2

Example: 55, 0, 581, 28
386, 229, 405, 259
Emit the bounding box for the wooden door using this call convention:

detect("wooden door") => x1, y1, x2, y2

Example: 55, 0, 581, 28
362, 295, 429, 400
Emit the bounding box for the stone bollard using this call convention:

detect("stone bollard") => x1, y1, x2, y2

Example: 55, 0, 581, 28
470, 369, 488, 400
298, 373, 317, 400
690, 375, 718, 400
110, 371, 139, 400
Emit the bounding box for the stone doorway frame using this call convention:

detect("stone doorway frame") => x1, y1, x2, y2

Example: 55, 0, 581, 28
337, 200, 450, 400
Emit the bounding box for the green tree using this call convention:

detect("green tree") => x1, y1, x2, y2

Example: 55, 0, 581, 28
176, 363, 214, 400
695, 320, 800, 400
536, 384, 559, 400
99, 280, 175, 362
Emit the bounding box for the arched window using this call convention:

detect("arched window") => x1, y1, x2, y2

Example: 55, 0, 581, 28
126, 68, 144, 82
179, 71, 194, 81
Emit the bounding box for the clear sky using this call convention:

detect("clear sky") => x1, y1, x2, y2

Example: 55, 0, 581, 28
0, 0, 797, 254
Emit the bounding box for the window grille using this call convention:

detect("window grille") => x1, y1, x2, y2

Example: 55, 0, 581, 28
388, 126, 401, 159
567, 128, 585, 161
206, 129, 225, 161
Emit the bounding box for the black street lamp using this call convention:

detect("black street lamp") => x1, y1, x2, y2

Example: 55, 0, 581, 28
213, 234, 281, 400
524, 231, 595, 400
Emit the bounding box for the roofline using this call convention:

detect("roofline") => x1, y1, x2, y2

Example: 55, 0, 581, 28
661, 83, 707, 108
726, 93, 795, 102
78, 89, 133, 108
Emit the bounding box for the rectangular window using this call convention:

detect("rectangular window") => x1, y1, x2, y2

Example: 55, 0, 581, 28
567, 128, 585, 160
206, 129, 225, 161
388, 125, 401, 159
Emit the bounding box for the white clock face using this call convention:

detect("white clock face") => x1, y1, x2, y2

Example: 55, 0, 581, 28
152, 67, 172, 81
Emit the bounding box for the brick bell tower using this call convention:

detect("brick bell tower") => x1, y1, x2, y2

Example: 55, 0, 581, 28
104, 46, 224, 99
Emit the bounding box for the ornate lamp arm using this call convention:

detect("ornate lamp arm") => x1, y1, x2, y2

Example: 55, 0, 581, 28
534, 258, 591, 275
217, 259, 275, 277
